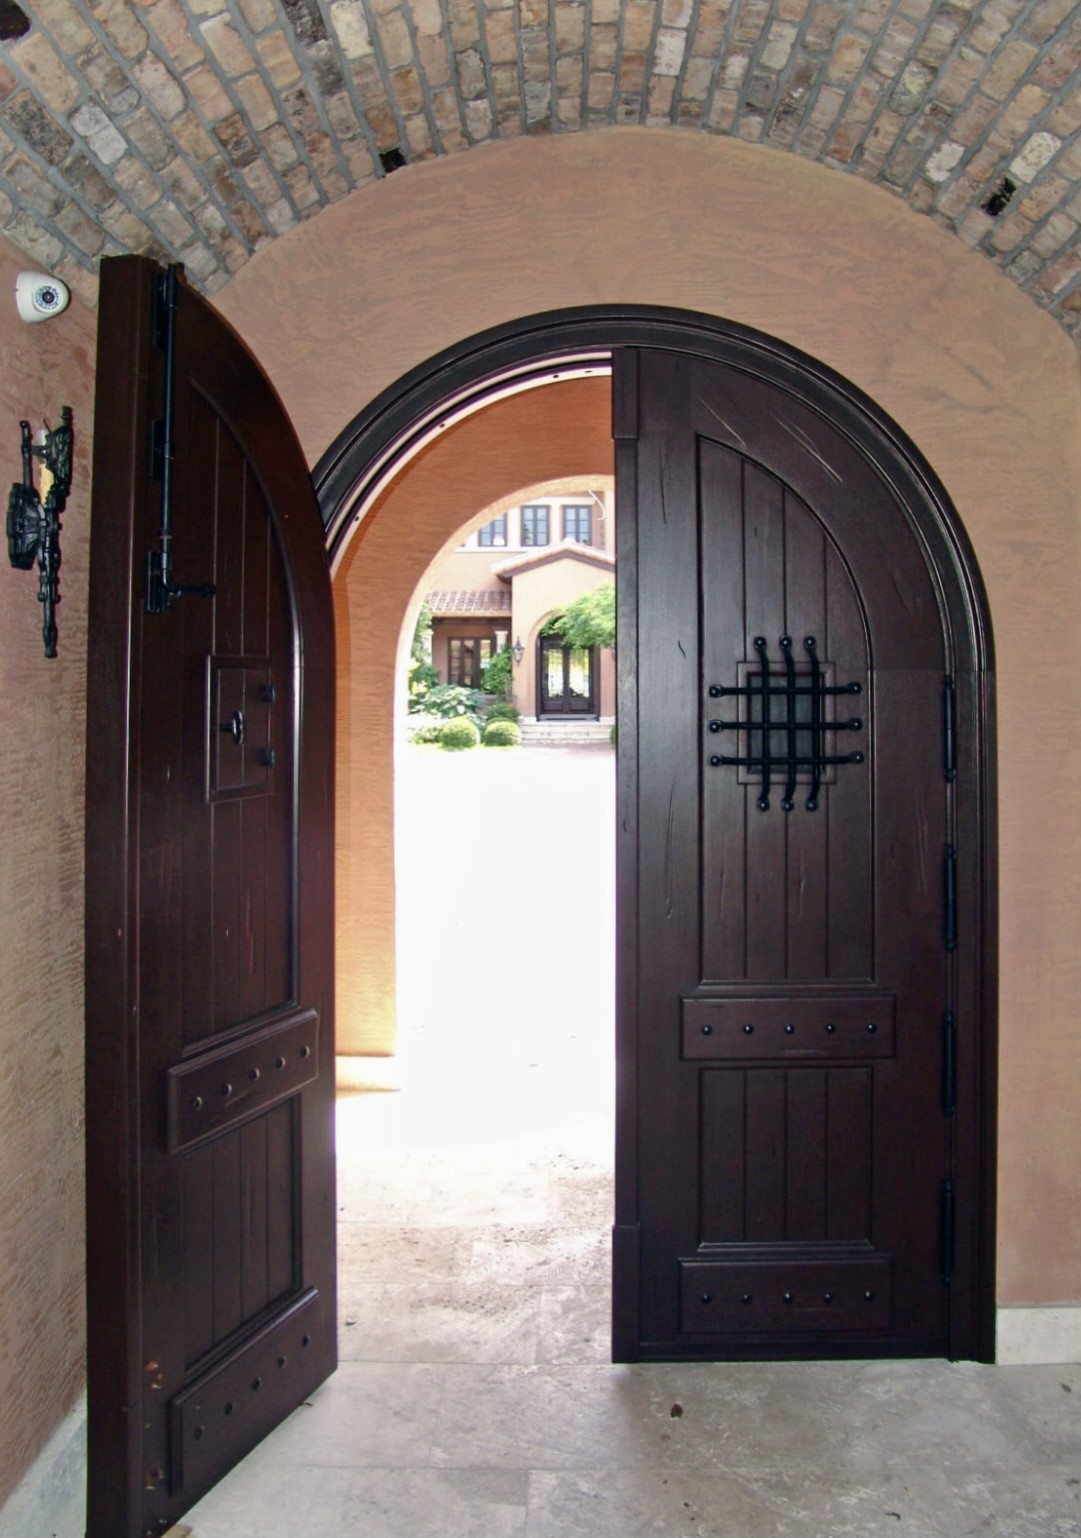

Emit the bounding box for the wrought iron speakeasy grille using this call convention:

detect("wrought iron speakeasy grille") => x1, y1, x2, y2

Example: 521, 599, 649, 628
707, 635, 864, 812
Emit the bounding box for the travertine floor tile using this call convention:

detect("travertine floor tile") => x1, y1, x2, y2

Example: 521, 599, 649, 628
985, 1364, 1081, 1459
535, 1285, 611, 1365
232, 1362, 445, 1470
338, 1221, 475, 1283
430, 1363, 669, 1470
322, 1468, 528, 1537
466, 1224, 609, 1287
339, 1281, 544, 1364
185, 1463, 355, 1538
523, 1464, 970, 1538
942, 1466, 1081, 1537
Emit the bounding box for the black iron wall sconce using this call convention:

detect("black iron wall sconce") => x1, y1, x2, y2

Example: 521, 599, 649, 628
6, 407, 73, 658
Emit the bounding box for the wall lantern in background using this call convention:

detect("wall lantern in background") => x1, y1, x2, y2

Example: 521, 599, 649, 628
7, 407, 73, 658
512, 635, 525, 666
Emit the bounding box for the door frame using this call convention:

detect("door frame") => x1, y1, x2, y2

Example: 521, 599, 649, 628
315, 307, 998, 1363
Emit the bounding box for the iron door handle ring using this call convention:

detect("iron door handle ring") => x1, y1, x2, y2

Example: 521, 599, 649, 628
221, 709, 245, 746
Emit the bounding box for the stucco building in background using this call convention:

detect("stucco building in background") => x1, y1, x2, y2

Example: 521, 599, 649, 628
423, 489, 616, 729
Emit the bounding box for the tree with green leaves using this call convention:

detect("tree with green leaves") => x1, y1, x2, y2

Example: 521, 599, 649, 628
547, 583, 615, 650
480, 644, 512, 699
408, 597, 437, 701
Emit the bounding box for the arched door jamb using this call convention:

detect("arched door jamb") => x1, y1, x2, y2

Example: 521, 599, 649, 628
314, 306, 998, 1364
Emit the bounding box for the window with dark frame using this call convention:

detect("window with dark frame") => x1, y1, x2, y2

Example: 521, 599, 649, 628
562, 504, 592, 544
447, 636, 493, 687
477, 515, 507, 547
520, 504, 550, 547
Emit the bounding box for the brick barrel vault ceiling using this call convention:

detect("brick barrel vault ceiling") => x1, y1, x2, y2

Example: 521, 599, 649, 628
1, 0, 1080, 341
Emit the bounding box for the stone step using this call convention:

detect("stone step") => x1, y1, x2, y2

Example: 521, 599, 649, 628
518, 720, 613, 744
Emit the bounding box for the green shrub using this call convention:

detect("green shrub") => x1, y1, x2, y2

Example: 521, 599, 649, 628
484, 701, 520, 724
480, 645, 512, 699
482, 719, 521, 748
440, 717, 480, 751
423, 684, 486, 727
408, 719, 443, 744
407, 658, 439, 710
609, 723, 617, 746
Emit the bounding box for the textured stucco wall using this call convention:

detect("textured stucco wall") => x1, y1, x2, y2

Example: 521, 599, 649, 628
216, 127, 1081, 1307
0, 235, 96, 1510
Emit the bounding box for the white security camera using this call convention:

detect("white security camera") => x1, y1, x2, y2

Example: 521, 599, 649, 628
15, 271, 70, 323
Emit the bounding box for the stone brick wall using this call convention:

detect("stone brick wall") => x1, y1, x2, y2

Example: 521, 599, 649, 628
0, 0, 1080, 339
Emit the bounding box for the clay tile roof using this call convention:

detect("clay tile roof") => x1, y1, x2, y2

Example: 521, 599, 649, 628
428, 590, 513, 615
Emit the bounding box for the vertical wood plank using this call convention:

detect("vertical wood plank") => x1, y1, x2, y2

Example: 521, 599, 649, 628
700, 438, 748, 982
782, 492, 829, 979
871, 671, 950, 1321
785, 1069, 826, 1241
264, 530, 294, 1010
210, 800, 243, 1033
744, 1069, 786, 1241
825, 1069, 871, 1241
183, 1146, 216, 1368
212, 1132, 243, 1342
213, 423, 245, 659
238, 796, 269, 1021
266, 1100, 297, 1302
699, 1070, 746, 1243
242, 474, 271, 659
823, 539, 873, 980
178, 396, 218, 1048
240, 1117, 270, 1321
742, 466, 788, 981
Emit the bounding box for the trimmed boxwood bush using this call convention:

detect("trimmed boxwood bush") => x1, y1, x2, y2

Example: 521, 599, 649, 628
440, 717, 480, 751
482, 719, 521, 748
484, 701, 520, 724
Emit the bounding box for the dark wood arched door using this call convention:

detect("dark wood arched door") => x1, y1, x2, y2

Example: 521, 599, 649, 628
85, 258, 336, 1538
613, 344, 988, 1361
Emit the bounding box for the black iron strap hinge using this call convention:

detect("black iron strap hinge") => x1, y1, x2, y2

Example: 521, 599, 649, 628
145, 264, 215, 615
943, 844, 958, 953
149, 416, 165, 483
940, 1179, 955, 1286
943, 675, 956, 781
942, 1010, 956, 1117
